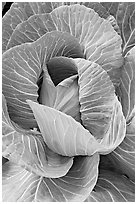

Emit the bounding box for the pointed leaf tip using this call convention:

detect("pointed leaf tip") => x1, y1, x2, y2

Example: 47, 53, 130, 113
27, 100, 101, 157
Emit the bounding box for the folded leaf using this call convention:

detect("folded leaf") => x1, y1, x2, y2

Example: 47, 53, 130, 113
101, 2, 135, 56
75, 2, 120, 34
3, 153, 99, 201
6, 13, 57, 50
4, 4, 123, 86
2, 94, 73, 178
64, 2, 110, 19
47, 56, 78, 86
39, 62, 80, 122
39, 68, 57, 107
27, 100, 102, 156
86, 170, 135, 202
2, 31, 83, 129
63, 0, 121, 35
28, 95, 126, 156
54, 75, 81, 122
51, 4, 123, 85
117, 47, 135, 122
2, 2, 62, 52
109, 112, 135, 181
74, 58, 126, 154
2, 41, 41, 128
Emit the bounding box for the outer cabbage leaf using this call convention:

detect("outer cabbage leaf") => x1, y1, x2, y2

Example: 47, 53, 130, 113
5, 4, 123, 86
2, 43, 40, 128
6, 13, 57, 50
2, 94, 73, 178
75, 58, 126, 154
2, 30, 83, 129
100, 2, 135, 56
2, 2, 62, 52
82, 2, 120, 34
27, 100, 100, 157
63, 2, 120, 34
3, 153, 99, 202
86, 170, 135, 202
63, 2, 110, 19
118, 54, 135, 185
6, 3, 110, 50
109, 112, 135, 181
51, 4, 123, 85
116, 47, 135, 122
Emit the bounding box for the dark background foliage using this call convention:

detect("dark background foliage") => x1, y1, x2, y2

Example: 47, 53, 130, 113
2, 2, 13, 16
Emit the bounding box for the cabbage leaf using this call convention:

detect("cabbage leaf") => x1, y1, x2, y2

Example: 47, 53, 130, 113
2, 30, 83, 129
4, 4, 123, 86
117, 47, 135, 122
3, 153, 99, 202
75, 58, 126, 154
2, 2, 135, 202
2, 2, 62, 52
86, 170, 135, 202
27, 100, 100, 157
47, 4, 123, 85
100, 2, 135, 56
27, 94, 126, 156
109, 112, 135, 181
2, 94, 74, 178
40, 58, 80, 122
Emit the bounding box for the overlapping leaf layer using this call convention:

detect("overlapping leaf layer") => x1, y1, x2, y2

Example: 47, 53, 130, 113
2, 2, 135, 202
2, 94, 74, 178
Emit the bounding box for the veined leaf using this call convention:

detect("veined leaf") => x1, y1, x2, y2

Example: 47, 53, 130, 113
5, 2, 110, 50
64, 2, 120, 34
5, 4, 123, 86
27, 100, 101, 157
2, 2, 62, 52
2, 94, 73, 178
109, 112, 135, 181
100, 2, 135, 56
6, 13, 57, 50
51, 4, 123, 85
117, 47, 135, 122
63, 2, 110, 19
27, 96, 126, 156
75, 58, 126, 154
54, 75, 81, 122
92, 107, 135, 181
86, 170, 135, 202
39, 57, 81, 122
2, 31, 83, 129
3, 154, 99, 202
2, 41, 41, 129
39, 68, 57, 107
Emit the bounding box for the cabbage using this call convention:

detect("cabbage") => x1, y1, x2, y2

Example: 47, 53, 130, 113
2, 2, 135, 202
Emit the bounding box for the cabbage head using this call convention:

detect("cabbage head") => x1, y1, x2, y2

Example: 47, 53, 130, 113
2, 2, 135, 202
